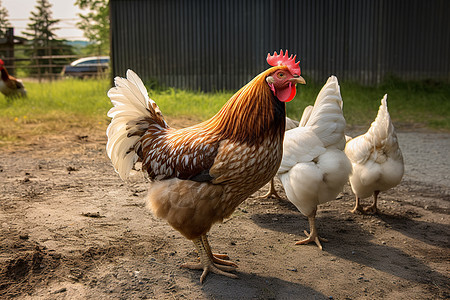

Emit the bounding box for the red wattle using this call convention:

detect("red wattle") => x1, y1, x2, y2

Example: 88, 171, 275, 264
276, 83, 297, 102
286, 85, 297, 102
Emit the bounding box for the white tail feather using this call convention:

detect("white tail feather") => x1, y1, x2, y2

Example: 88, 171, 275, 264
106, 70, 165, 180
367, 94, 393, 146
305, 75, 346, 149
278, 75, 347, 173
298, 105, 313, 127
285, 116, 300, 130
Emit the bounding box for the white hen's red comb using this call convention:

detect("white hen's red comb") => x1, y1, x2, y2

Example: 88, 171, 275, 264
267, 50, 301, 76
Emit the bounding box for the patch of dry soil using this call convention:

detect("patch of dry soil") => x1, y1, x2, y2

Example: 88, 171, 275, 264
0, 127, 449, 299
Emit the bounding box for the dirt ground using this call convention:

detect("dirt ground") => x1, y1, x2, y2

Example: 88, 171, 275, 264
0, 122, 449, 300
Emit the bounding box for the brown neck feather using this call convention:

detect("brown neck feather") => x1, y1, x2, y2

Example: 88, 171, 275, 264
200, 66, 287, 145
0, 67, 10, 81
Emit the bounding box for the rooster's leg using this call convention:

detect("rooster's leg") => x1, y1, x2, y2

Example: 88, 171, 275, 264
181, 235, 238, 283
350, 195, 365, 214
364, 191, 379, 214
256, 179, 281, 199
295, 209, 328, 250
200, 235, 237, 266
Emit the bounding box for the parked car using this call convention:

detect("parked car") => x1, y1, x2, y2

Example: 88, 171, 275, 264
61, 56, 110, 78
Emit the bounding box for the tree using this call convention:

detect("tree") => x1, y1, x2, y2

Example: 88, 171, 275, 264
0, 0, 13, 73
22, 0, 74, 77
22, 0, 59, 44
75, 0, 109, 55
0, 0, 11, 37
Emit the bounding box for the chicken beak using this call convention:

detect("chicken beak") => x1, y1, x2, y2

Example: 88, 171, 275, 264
289, 75, 306, 85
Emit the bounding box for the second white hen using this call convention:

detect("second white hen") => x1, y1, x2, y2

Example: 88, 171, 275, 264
277, 76, 352, 249
345, 95, 404, 214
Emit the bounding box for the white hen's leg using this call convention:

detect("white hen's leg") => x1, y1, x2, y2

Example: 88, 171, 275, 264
181, 235, 238, 283
364, 190, 379, 214
350, 195, 365, 214
295, 208, 328, 250
256, 178, 281, 199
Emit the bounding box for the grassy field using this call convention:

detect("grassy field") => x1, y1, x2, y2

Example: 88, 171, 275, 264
0, 76, 449, 143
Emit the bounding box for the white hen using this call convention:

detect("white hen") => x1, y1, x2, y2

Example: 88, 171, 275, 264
258, 108, 314, 199
277, 76, 352, 249
345, 95, 404, 214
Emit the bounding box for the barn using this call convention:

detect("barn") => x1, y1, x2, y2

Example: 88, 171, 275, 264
110, 0, 450, 91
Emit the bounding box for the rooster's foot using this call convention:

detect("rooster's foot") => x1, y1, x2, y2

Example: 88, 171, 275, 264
181, 261, 238, 283
212, 253, 229, 260
192, 253, 236, 267
212, 253, 238, 267
185, 235, 238, 283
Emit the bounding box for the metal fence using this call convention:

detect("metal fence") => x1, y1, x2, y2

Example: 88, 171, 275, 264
110, 0, 450, 91
0, 47, 108, 81
0, 27, 108, 81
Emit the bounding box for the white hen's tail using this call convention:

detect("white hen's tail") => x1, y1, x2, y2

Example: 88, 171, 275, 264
298, 105, 313, 127
106, 70, 168, 180
367, 95, 403, 159
305, 75, 346, 150
367, 95, 394, 146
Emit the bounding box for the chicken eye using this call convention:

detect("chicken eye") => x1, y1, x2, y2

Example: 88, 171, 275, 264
277, 72, 285, 78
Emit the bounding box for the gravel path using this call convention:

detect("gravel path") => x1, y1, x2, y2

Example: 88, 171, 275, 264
346, 130, 450, 189
397, 132, 450, 188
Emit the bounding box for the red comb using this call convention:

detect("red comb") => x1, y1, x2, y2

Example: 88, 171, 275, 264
266, 50, 301, 76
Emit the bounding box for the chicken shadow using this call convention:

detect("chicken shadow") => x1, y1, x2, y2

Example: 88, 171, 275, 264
251, 211, 449, 289
187, 271, 329, 300
375, 210, 450, 249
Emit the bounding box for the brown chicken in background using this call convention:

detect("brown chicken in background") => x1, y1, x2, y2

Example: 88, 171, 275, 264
0, 59, 27, 99
106, 50, 305, 282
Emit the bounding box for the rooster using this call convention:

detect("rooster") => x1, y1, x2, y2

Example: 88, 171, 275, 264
345, 95, 404, 214
106, 50, 305, 282
263, 76, 351, 249
0, 59, 27, 99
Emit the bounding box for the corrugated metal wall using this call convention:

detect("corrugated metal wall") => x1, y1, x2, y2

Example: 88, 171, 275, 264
110, 0, 450, 91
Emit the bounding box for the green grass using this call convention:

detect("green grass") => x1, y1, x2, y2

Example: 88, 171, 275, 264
1, 76, 449, 143
0, 78, 112, 142
289, 77, 450, 130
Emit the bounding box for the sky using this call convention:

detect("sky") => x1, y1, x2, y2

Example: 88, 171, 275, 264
3, 0, 87, 41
